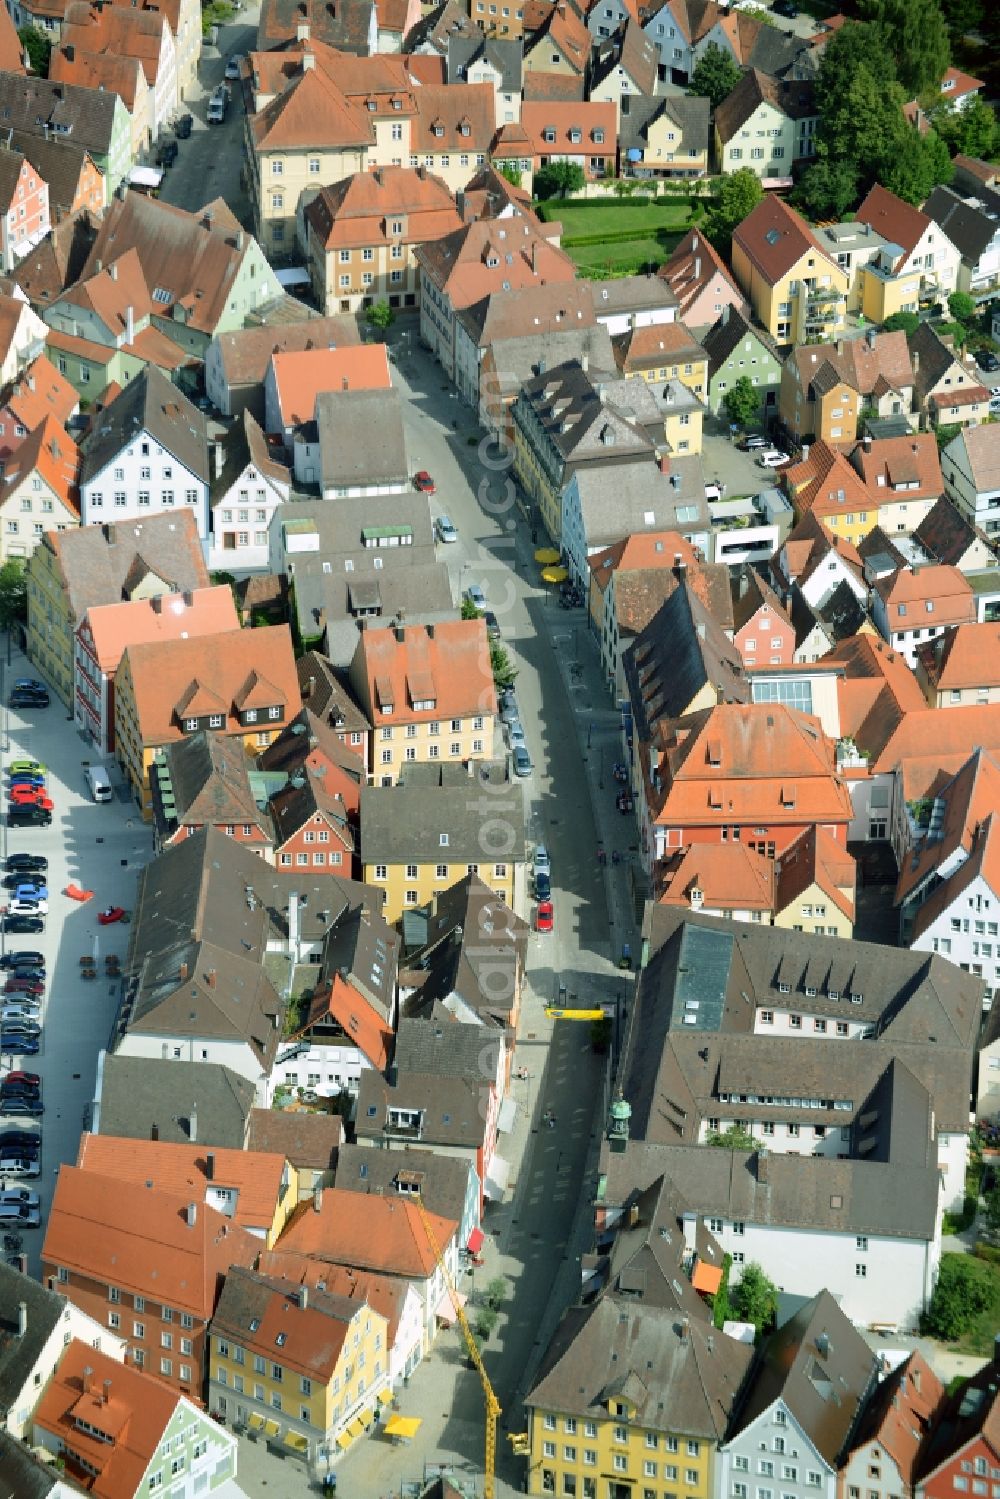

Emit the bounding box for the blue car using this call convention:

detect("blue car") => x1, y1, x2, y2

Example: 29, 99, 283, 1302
0, 1044, 41, 1063
14, 884, 47, 902
7, 776, 44, 790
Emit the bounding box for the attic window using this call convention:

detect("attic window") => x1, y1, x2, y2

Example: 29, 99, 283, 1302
439, 833, 449, 845
569, 128, 582, 144
434, 124, 445, 137
366, 98, 377, 110
460, 121, 471, 136
249, 1318, 261, 1332
765, 229, 781, 246
276, 1332, 287, 1346
850, 991, 863, 1004
593, 128, 605, 144
830, 1194, 843, 1209
392, 97, 402, 109
543, 128, 556, 143
153, 287, 172, 304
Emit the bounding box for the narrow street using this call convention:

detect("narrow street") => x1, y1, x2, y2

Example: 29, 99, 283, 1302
234, 335, 642, 1496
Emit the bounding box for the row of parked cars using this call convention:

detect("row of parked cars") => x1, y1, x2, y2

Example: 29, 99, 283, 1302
5, 755, 53, 848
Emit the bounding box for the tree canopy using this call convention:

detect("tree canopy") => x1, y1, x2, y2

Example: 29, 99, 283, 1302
922, 1254, 997, 1340
791, 155, 859, 221
689, 43, 742, 110
936, 96, 1000, 162
705, 168, 764, 249
862, 0, 951, 98
730, 1262, 779, 1336
534, 161, 585, 200
0, 560, 26, 631
723, 377, 761, 431
18, 25, 50, 74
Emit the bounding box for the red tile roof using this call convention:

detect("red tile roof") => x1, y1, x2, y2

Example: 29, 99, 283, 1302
278, 1188, 457, 1278
0, 414, 79, 519
298, 971, 392, 1070
269, 343, 391, 427
351, 618, 496, 724
657, 841, 775, 911
917, 622, 1000, 694
873, 564, 975, 632
82, 586, 239, 675
34, 1340, 179, 1499
733, 195, 839, 284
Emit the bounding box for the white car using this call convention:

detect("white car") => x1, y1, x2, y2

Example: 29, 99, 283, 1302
756, 448, 790, 469
508, 721, 526, 751
0, 1199, 39, 1225
6, 898, 47, 916
534, 844, 550, 880
465, 583, 487, 611
0, 1185, 38, 1207
224, 53, 243, 79
436, 514, 458, 544
0, 1008, 40, 1026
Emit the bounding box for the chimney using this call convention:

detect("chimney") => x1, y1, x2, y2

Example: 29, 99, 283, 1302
863, 433, 872, 451
213, 440, 224, 479
206, 1151, 215, 1180
912, 350, 920, 374
679, 1316, 690, 1341
801, 442, 810, 462
296, 18, 309, 38
17, 1302, 27, 1339
757, 1150, 769, 1183
187, 1202, 197, 1227
395, 622, 405, 643
836, 340, 844, 356
721, 304, 730, 325
102, 1379, 112, 1405
189, 1102, 198, 1143
532, 239, 540, 275
302, 48, 315, 70
179, 961, 189, 981
125, 305, 135, 346
299, 1286, 308, 1310
83, 1365, 95, 1395
151, 1122, 159, 1140
313, 1186, 324, 1213
341, 376, 349, 391
109, 261, 117, 282
694, 255, 701, 279
581, 352, 589, 374
64, 42, 75, 60
206, 969, 217, 988
658, 451, 669, 475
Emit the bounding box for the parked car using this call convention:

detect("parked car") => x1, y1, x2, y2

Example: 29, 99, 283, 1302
0, 953, 43, 970
0, 1092, 42, 1114
225, 52, 243, 78
156, 139, 179, 168
12, 882, 47, 900
0, 1035, 40, 1054
0, 1010, 41, 1028
507, 720, 526, 751
512, 745, 533, 778
534, 870, 551, 901
0, 1157, 39, 1177
9, 788, 53, 809
0, 1130, 39, 1153
6, 899, 48, 917
9, 693, 49, 709
464, 583, 487, 611
7, 811, 51, 830
534, 844, 550, 878
0, 1083, 41, 1103
741, 434, 768, 451
2, 915, 45, 932
979, 351, 1000, 373
3, 968, 43, 984
483, 611, 501, 641
536, 899, 554, 933
500, 690, 519, 724
2, 1073, 39, 1089
206, 92, 226, 124
175, 113, 193, 138
7, 763, 45, 778
0, 1186, 38, 1206
772, 0, 797, 15
414, 470, 436, 493
13, 680, 45, 694
435, 514, 458, 543
3, 979, 43, 996
0, 1201, 39, 1225
7, 776, 44, 792
756, 448, 790, 469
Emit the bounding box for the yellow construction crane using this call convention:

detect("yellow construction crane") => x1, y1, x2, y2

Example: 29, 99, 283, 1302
544, 1005, 606, 1020
415, 1194, 502, 1499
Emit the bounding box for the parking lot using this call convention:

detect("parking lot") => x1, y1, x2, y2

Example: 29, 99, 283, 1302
0, 642, 153, 1275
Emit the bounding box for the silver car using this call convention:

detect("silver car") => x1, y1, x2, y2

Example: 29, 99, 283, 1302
508, 720, 526, 751
512, 746, 533, 778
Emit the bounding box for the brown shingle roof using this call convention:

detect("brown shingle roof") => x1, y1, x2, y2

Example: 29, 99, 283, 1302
304, 164, 461, 250
411, 82, 495, 153
714, 68, 815, 145
659, 227, 746, 321
733, 194, 838, 284
278, 1188, 457, 1278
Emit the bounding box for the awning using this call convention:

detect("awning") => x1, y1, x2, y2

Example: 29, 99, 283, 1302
345, 1419, 364, 1440
484, 1154, 511, 1201
335, 1430, 353, 1450
384, 1415, 422, 1440
541, 565, 569, 584
358, 1406, 376, 1428
284, 1431, 309, 1453
263, 1419, 280, 1438
497, 1097, 517, 1134
247, 1414, 266, 1431
467, 1227, 485, 1255
376, 1384, 393, 1405
435, 1288, 467, 1325
691, 1260, 724, 1295
534, 547, 560, 564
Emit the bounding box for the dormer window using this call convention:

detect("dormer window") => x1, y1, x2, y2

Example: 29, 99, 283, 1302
592, 128, 605, 143
569, 128, 582, 144
434, 124, 445, 138
543, 128, 556, 143
366, 98, 376, 111
184, 717, 198, 732
412, 698, 436, 711
392, 97, 402, 109
460, 121, 470, 136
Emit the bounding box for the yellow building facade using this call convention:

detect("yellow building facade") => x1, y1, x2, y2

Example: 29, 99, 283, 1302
25, 536, 74, 708
527, 1393, 716, 1499
512, 418, 563, 544
210, 1285, 390, 1465
367, 713, 495, 786
364, 854, 515, 925
731, 241, 849, 346
775, 881, 854, 938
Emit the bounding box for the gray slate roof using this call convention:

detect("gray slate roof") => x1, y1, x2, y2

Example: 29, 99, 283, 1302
727, 1289, 876, 1463
45, 509, 209, 630
0, 1433, 65, 1499
525, 1293, 753, 1436
701, 306, 779, 379
624, 581, 748, 731
334, 1141, 472, 1225
360, 760, 526, 866
924, 184, 1000, 265
94, 1055, 255, 1146
618, 93, 709, 163
0, 70, 120, 156
399, 872, 529, 1027
447, 34, 522, 91
80, 365, 209, 487
914, 495, 990, 567
571, 453, 710, 551
0, 1265, 73, 1416
314, 386, 409, 490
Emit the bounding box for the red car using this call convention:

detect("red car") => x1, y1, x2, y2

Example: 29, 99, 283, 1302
98, 906, 126, 925
414, 470, 436, 494
4, 978, 43, 996
537, 899, 554, 933
9, 786, 53, 809
3, 1071, 39, 1088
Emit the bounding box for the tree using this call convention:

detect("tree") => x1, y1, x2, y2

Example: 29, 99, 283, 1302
730, 1262, 779, 1336
939, 0, 983, 41
497, 162, 522, 188
0, 560, 26, 630
792, 156, 859, 221
706, 1125, 757, 1151
705, 168, 763, 249
949, 290, 977, 323
865, 0, 951, 97
18, 25, 50, 74
923, 1254, 996, 1339
490, 640, 517, 690
882, 127, 953, 205
812, 22, 909, 201
936, 95, 999, 161
484, 1277, 508, 1310
723, 376, 760, 431
883, 310, 920, 334
689, 43, 742, 109
534, 161, 585, 200
365, 299, 394, 338
711, 1255, 734, 1330
461, 596, 481, 620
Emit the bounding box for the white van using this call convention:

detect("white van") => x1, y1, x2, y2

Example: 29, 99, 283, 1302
86, 765, 112, 803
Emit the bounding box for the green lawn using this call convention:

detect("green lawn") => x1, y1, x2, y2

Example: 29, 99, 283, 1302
536, 197, 700, 278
